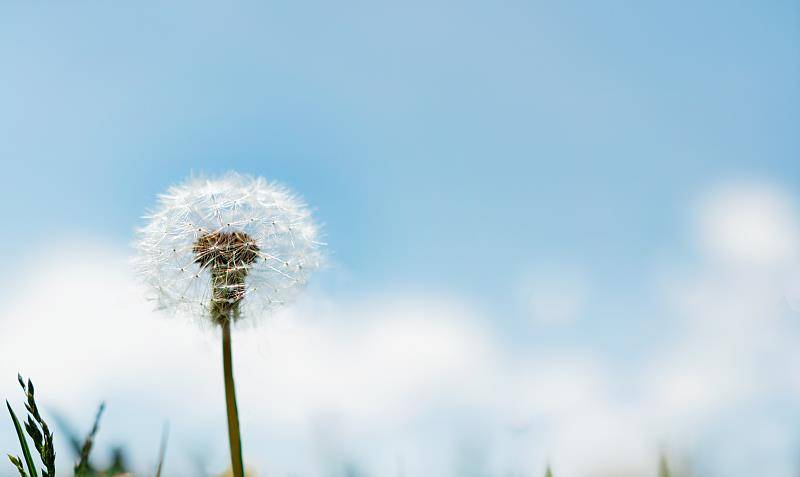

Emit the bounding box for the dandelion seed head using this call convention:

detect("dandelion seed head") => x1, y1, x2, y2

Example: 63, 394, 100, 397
135, 172, 324, 323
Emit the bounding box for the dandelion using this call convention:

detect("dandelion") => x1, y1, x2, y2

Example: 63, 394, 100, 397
135, 172, 323, 477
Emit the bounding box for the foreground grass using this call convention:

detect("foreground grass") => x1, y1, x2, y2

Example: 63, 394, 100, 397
6, 376, 131, 477
6, 376, 692, 477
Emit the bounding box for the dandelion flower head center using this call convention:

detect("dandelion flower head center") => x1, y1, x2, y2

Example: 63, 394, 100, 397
193, 231, 260, 271
193, 231, 260, 323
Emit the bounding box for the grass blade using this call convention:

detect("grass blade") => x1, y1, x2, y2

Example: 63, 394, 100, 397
155, 422, 169, 477
658, 455, 671, 477
75, 402, 105, 475
6, 401, 38, 477
48, 410, 84, 457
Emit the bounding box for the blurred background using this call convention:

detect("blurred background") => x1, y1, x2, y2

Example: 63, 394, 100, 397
1, 1, 799, 476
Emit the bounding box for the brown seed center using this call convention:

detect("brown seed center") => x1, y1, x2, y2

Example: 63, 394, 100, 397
193, 231, 260, 269
193, 231, 260, 323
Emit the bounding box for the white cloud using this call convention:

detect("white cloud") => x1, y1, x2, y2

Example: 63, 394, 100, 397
694, 182, 800, 267
2, 181, 800, 476
643, 182, 800, 475
0, 241, 637, 477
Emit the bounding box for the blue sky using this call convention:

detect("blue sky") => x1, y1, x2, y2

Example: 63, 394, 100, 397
3, 0, 797, 342
1, 1, 799, 476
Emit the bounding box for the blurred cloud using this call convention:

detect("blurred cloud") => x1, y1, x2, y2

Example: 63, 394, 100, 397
648, 181, 800, 475
693, 182, 800, 267
516, 265, 589, 325
0, 241, 645, 476
1, 182, 800, 477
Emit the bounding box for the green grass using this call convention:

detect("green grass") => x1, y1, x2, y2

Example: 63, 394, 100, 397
5, 375, 697, 477
6, 375, 130, 477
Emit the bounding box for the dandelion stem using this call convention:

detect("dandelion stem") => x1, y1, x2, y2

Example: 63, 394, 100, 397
222, 319, 245, 477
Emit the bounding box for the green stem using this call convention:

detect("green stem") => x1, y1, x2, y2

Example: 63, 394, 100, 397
222, 320, 245, 477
